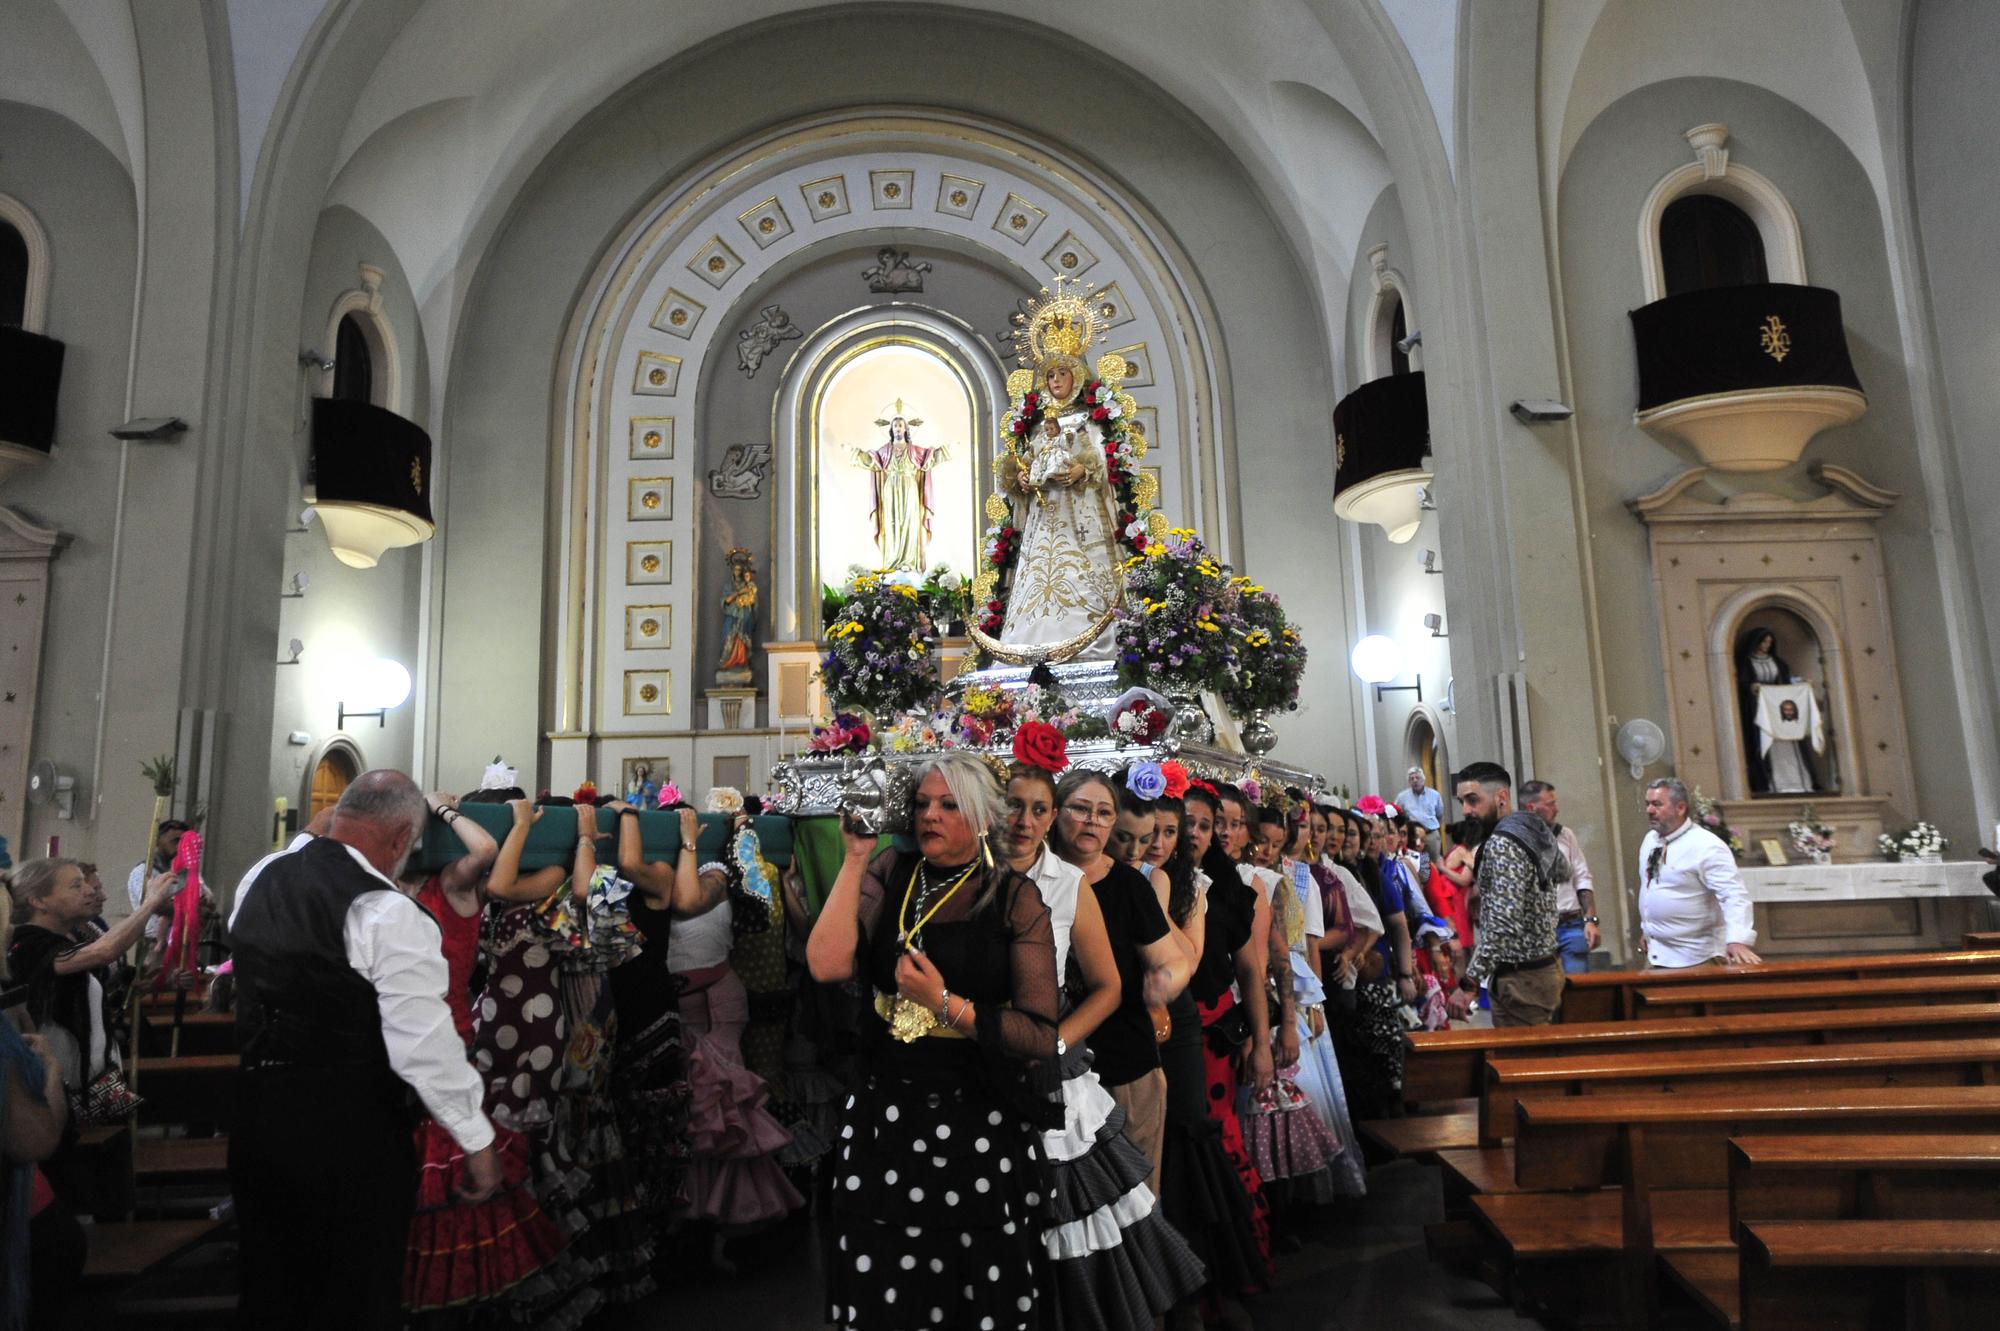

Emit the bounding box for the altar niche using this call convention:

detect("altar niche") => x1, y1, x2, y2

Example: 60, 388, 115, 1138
1629, 465, 1916, 862
1732, 604, 1838, 798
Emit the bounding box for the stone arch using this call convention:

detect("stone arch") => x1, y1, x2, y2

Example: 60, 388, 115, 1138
318, 263, 403, 414
550, 109, 1229, 741
1636, 124, 1806, 303
0, 193, 53, 333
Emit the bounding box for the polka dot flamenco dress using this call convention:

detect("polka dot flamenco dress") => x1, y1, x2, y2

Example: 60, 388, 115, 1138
826, 853, 1065, 1331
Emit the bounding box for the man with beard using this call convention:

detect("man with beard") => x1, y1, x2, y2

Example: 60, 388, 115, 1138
1636, 777, 1760, 969
1445, 762, 1569, 1027
226, 769, 499, 1327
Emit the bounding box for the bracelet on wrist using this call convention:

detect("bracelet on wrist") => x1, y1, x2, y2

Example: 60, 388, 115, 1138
935, 989, 953, 1021
1583, 915, 1599, 924
619, 808, 641, 820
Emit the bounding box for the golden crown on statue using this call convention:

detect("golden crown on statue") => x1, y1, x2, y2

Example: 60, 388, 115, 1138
1010, 275, 1103, 368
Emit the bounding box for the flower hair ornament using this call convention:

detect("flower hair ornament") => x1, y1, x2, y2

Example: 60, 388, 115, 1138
705, 786, 745, 815
1010, 719, 1070, 774
1158, 760, 1191, 800
479, 756, 519, 792
1355, 794, 1387, 817
1125, 762, 1168, 801
656, 780, 684, 810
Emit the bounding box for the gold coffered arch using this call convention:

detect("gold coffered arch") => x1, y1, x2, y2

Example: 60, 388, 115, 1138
549, 107, 1235, 749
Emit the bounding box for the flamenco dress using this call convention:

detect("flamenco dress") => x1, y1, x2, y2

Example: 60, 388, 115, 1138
1290, 867, 1367, 1198
609, 893, 690, 1218
403, 881, 571, 1316
669, 855, 804, 1230
1028, 850, 1205, 1331
1187, 867, 1274, 1289
825, 852, 1063, 1331
1239, 864, 1360, 1202
540, 870, 657, 1304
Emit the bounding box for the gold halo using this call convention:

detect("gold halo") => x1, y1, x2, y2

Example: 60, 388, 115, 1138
1095, 352, 1129, 386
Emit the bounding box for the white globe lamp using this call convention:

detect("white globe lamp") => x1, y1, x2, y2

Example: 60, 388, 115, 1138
1349, 635, 1404, 685
338, 657, 413, 728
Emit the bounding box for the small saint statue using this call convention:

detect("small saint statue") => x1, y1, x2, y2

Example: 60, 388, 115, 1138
853, 404, 949, 572
716, 548, 758, 686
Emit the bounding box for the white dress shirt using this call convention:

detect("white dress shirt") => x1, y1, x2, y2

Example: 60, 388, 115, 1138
1554, 825, 1594, 916
128, 862, 164, 941
1636, 819, 1755, 968
231, 837, 494, 1154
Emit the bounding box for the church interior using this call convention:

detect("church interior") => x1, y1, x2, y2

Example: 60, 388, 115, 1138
4, 1, 2000, 1327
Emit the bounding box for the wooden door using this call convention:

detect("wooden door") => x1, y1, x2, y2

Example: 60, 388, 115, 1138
309, 748, 357, 819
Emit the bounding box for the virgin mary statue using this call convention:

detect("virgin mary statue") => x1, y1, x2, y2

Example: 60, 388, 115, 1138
978, 281, 1137, 661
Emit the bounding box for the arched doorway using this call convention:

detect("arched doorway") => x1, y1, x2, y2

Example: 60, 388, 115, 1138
1403, 705, 1448, 796
306, 741, 362, 820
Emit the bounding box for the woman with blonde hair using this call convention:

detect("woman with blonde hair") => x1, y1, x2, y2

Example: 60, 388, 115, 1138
809, 751, 1061, 1331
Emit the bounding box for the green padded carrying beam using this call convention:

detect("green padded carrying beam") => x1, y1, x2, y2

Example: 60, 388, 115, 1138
412, 803, 795, 873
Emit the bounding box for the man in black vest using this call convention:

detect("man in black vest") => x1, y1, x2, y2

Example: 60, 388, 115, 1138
227, 770, 499, 1327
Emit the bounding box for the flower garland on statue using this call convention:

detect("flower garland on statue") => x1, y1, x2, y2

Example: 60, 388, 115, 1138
974, 366, 1157, 635
1113, 528, 1244, 696
817, 567, 950, 720
1222, 579, 1309, 716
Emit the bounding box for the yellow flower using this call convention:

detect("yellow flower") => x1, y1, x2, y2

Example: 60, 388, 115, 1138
1245, 630, 1271, 648
830, 621, 864, 640
894, 584, 918, 599
1198, 620, 1219, 633
1145, 600, 1168, 616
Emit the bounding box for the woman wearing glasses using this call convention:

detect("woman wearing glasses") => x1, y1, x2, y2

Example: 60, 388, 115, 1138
998, 745, 1205, 1328
808, 752, 1061, 1331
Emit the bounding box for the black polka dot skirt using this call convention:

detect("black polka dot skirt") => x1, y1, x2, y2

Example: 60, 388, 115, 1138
826, 1074, 1048, 1331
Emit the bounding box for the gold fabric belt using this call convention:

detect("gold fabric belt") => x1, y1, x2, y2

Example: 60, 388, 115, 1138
874, 990, 970, 1040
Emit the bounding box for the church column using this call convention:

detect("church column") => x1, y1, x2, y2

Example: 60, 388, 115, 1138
1429, 1, 1631, 941
89, 4, 227, 872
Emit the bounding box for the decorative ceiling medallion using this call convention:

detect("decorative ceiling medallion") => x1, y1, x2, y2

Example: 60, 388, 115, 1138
626, 604, 672, 650
869, 169, 915, 210
937, 173, 984, 219
1104, 342, 1154, 389
649, 288, 706, 339
992, 193, 1048, 245
1092, 280, 1136, 329
626, 540, 673, 584
1759, 314, 1791, 363
633, 351, 682, 396
801, 175, 850, 221
1041, 230, 1099, 278
629, 416, 675, 460
737, 197, 793, 249
624, 670, 672, 716
687, 236, 743, 289
628, 477, 674, 521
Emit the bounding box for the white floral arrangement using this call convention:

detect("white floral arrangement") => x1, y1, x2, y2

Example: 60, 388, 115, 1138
1877, 820, 1948, 861
1786, 806, 1836, 864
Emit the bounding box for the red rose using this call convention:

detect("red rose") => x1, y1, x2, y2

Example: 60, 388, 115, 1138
1132, 532, 1147, 551
1091, 406, 1110, 423
1011, 720, 1070, 774
1160, 760, 1190, 799
851, 722, 871, 747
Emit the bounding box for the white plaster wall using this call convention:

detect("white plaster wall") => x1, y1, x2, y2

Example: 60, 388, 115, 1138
1557, 77, 1976, 858
264, 205, 430, 807
0, 101, 139, 865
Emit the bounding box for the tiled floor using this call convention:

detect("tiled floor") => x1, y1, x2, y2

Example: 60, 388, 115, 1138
608, 1159, 1536, 1330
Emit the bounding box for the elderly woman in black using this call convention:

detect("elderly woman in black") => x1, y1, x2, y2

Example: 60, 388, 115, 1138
808, 752, 1061, 1331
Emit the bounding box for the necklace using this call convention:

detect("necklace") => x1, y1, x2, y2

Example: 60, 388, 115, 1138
887, 858, 979, 1043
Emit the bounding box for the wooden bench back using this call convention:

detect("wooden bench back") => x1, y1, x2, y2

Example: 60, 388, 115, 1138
1402, 1002, 2000, 1105
1558, 949, 2000, 1023
1728, 1133, 2000, 1240
1634, 971, 2000, 1017
1480, 1038, 2000, 1144
1512, 1085, 2000, 1191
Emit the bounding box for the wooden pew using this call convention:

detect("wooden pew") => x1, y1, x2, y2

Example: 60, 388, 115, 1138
133, 1054, 237, 1128
1967, 931, 2000, 951
82, 1218, 223, 1285
1479, 1038, 2000, 1145
1475, 1087, 2000, 1328
1559, 949, 2000, 1023
1404, 1002, 2000, 1106
138, 1009, 233, 1057
1634, 971, 2000, 1018
1652, 1135, 2000, 1328
1738, 1220, 2000, 1330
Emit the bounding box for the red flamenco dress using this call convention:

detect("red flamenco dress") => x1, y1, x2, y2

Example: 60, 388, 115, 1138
404, 880, 571, 1314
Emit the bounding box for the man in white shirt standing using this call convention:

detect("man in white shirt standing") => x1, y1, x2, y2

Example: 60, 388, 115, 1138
227, 770, 499, 1327
1636, 777, 1761, 969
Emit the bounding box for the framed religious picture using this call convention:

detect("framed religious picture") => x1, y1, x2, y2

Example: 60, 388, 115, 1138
1759, 838, 1789, 867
